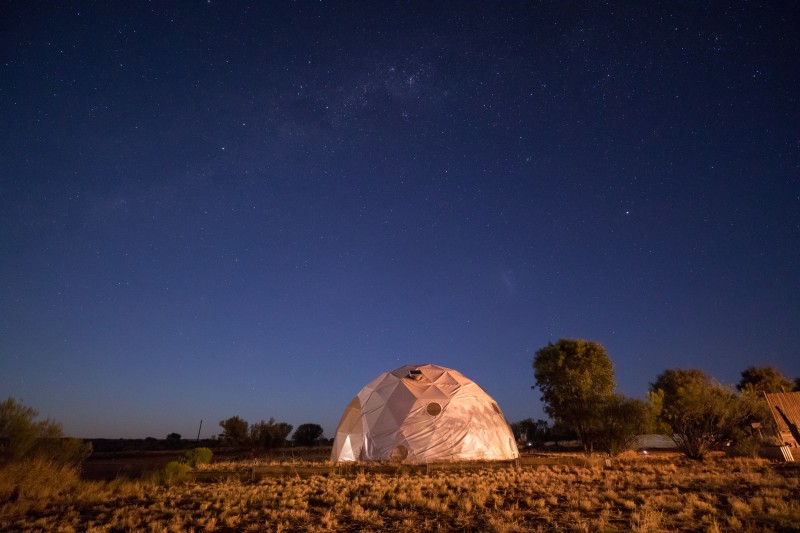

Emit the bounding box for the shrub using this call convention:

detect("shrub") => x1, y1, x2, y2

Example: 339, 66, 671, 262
31, 437, 93, 466
731, 431, 761, 458
153, 461, 192, 486
650, 369, 754, 460
0, 397, 92, 467
0, 457, 81, 516
182, 447, 213, 467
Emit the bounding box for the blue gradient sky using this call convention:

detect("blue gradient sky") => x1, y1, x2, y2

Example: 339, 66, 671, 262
2, 2, 798, 439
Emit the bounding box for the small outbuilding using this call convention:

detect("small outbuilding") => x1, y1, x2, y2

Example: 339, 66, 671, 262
764, 391, 800, 448
331, 364, 520, 463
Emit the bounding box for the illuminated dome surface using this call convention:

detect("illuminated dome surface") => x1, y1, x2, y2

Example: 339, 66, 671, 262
331, 364, 519, 463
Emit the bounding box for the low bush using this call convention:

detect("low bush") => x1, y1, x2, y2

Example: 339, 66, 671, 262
0, 458, 81, 515
0, 398, 92, 467
153, 461, 191, 486
182, 447, 213, 467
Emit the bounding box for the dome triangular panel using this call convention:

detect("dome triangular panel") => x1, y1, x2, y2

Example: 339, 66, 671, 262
331, 364, 519, 463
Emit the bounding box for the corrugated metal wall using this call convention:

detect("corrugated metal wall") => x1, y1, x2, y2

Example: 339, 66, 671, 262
765, 392, 800, 447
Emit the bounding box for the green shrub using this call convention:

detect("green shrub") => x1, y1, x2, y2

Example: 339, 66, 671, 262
182, 447, 213, 467
153, 461, 191, 486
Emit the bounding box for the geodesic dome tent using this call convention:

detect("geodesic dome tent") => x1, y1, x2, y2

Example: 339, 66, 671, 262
331, 364, 520, 463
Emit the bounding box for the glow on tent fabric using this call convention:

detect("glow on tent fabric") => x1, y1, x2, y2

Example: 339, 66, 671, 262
331, 364, 520, 463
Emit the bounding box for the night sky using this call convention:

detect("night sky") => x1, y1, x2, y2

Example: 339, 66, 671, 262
2, 2, 798, 440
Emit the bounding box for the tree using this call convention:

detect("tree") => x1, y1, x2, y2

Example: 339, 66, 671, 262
219, 416, 249, 446
292, 423, 324, 446
533, 339, 616, 453
166, 432, 182, 441
596, 395, 654, 456
249, 420, 273, 448
0, 397, 91, 466
510, 418, 550, 446
737, 366, 794, 395
267, 421, 293, 448
250, 418, 294, 449
650, 369, 753, 460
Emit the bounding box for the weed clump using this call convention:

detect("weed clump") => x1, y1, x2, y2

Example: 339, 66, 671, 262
182, 447, 213, 467
153, 461, 191, 486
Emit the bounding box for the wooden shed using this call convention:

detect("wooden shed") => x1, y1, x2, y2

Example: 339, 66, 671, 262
764, 391, 800, 448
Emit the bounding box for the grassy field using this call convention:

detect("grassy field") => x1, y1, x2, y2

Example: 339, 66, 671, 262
1, 453, 798, 531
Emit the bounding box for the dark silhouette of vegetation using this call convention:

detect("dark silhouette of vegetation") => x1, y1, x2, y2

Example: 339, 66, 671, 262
249, 420, 272, 448
292, 423, 324, 446
87, 438, 220, 453
166, 432, 182, 441
546, 422, 579, 448
510, 418, 550, 447
259, 419, 293, 449
220, 416, 293, 449
219, 416, 249, 446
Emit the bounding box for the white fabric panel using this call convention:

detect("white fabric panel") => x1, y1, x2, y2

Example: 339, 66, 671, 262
331, 364, 520, 463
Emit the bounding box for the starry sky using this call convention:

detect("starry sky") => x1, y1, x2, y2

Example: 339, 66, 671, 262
2, 2, 798, 439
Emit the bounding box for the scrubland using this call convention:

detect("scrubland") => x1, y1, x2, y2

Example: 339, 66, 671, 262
1, 454, 799, 532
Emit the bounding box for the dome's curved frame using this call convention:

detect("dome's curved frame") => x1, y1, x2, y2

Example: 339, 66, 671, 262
331, 364, 520, 463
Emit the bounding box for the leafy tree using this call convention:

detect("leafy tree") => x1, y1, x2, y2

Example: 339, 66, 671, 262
219, 416, 249, 446
0, 397, 91, 466
249, 420, 273, 448
533, 339, 616, 453
250, 418, 294, 449
510, 418, 549, 446
596, 395, 654, 456
292, 423, 324, 446
737, 366, 794, 395
650, 369, 753, 460
166, 432, 182, 441
267, 421, 293, 448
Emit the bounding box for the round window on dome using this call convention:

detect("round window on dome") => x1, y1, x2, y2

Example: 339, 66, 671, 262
427, 402, 442, 416
391, 445, 408, 461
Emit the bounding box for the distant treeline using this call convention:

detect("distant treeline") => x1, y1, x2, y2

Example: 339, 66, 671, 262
87, 435, 334, 454
87, 438, 223, 454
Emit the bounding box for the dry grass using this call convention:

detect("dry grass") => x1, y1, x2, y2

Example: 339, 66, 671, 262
1, 455, 798, 531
